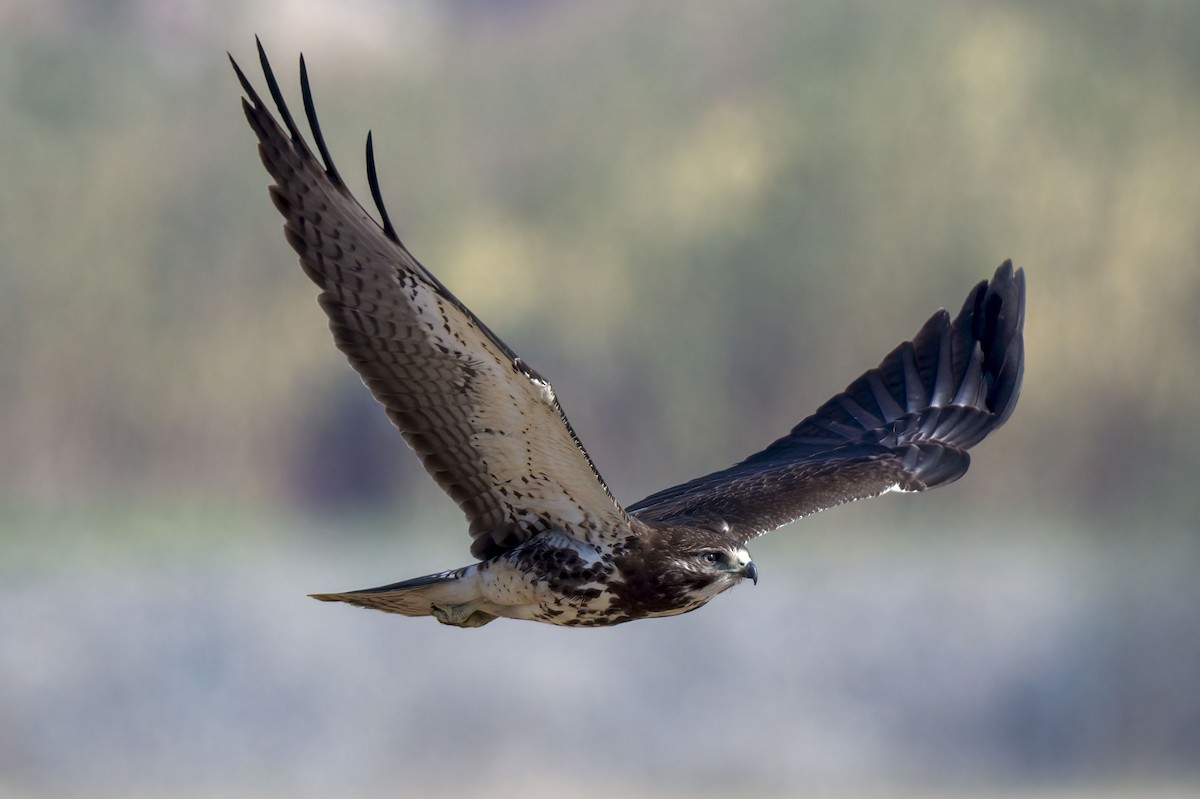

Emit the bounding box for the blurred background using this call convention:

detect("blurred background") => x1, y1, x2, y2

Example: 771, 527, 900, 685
2, 1, 1198, 797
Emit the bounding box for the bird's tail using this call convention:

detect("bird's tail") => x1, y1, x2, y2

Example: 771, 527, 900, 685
310, 565, 494, 626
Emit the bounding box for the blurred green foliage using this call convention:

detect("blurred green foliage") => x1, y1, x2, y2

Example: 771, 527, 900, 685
3, 0, 1198, 535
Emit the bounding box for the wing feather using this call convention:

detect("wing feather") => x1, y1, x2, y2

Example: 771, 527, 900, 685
628, 262, 1025, 542
232, 42, 631, 559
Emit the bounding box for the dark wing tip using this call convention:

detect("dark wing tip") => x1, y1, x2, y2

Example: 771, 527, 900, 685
299, 54, 347, 189
776, 258, 1026, 462
366, 131, 402, 244
253, 38, 306, 148
228, 51, 255, 97
232, 38, 543, 377
232, 38, 407, 251
977, 259, 1026, 429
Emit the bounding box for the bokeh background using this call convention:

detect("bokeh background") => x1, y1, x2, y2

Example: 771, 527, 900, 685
2, 1, 1198, 797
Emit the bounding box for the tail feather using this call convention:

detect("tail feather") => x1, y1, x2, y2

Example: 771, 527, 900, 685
310, 566, 481, 618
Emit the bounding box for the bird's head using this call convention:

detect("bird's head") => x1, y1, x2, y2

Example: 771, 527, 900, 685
663, 524, 758, 594
688, 544, 758, 585
608, 521, 758, 617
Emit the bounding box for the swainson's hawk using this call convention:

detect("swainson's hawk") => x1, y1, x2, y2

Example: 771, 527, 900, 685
232, 42, 1025, 627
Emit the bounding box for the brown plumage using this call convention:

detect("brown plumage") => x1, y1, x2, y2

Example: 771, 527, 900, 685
232, 41, 1026, 628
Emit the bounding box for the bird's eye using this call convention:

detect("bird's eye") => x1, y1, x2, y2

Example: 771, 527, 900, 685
702, 551, 721, 565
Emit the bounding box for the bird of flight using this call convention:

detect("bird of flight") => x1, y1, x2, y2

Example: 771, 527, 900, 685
232, 41, 1025, 628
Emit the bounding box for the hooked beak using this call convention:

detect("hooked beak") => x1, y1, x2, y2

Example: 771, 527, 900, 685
740, 561, 759, 585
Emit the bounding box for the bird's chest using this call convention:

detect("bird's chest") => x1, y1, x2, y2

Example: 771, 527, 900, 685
484, 534, 720, 627
480, 535, 619, 625
555, 550, 722, 626
606, 560, 721, 620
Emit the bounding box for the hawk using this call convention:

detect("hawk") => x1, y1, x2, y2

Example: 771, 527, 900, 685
232, 42, 1026, 628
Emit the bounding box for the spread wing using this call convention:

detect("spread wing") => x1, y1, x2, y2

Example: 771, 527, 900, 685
232, 41, 631, 559
628, 262, 1025, 543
